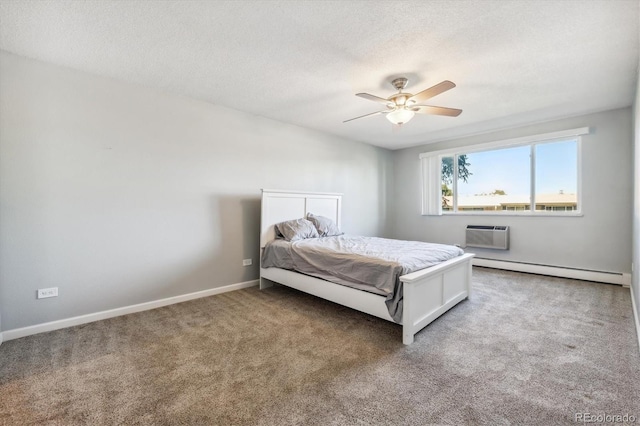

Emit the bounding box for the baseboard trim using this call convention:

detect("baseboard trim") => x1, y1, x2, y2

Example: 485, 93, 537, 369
1, 279, 259, 342
473, 258, 626, 285
631, 285, 640, 355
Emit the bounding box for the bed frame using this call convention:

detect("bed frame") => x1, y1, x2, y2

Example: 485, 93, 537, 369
259, 189, 474, 345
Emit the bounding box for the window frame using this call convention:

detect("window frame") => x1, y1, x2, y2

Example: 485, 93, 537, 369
420, 127, 588, 217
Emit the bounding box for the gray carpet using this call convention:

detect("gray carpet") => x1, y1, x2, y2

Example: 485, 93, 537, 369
1, 267, 638, 425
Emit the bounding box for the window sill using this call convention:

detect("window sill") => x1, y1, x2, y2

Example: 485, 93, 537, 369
440, 211, 584, 217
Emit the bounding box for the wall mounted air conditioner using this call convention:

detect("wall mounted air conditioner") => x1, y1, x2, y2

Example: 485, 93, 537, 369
465, 225, 509, 250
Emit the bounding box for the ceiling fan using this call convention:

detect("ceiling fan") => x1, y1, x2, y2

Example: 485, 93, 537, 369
344, 77, 462, 126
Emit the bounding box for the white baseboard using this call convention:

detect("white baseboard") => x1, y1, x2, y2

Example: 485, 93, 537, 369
631, 285, 640, 355
473, 258, 627, 285
0, 279, 259, 343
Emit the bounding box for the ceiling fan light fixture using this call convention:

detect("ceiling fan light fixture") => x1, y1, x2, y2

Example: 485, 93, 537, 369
386, 108, 415, 125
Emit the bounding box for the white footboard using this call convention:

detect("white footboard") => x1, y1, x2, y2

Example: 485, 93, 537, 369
261, 253, 474, 345
400, 253, 474, 345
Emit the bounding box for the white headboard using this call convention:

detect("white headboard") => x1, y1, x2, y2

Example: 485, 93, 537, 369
260, 189, 342, 248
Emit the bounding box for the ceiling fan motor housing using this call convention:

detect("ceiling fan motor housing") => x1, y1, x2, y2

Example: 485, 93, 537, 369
391, 77, 409, 91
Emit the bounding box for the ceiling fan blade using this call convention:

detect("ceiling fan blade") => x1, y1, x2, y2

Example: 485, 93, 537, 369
412, 105, 462, 117
356, 93, 391, 105
408, 80, 456, 104
343, 110, 387, 123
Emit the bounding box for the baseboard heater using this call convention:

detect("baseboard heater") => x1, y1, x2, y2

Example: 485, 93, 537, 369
472, 258, 631, 286
466, 225, 509, 250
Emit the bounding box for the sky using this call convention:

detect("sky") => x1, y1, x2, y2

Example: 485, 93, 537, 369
452, 139, 577, 197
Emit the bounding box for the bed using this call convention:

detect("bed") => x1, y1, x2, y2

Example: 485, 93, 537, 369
259, 189, 474, 345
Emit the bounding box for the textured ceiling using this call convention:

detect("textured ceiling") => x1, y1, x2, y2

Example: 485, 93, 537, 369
0, 0, 638, 150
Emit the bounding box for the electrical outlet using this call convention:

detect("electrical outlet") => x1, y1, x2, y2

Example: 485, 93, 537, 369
37, 287, 58, 299
242, 259, 252, 266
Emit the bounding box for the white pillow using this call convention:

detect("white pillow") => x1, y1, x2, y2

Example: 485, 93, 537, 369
275, 218, 319, 241
306, 213, 343, 237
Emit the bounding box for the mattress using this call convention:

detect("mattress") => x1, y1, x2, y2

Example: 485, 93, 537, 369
261, 235, 464, 322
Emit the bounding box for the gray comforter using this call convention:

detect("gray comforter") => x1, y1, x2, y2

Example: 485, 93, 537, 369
261, 235, 464, 323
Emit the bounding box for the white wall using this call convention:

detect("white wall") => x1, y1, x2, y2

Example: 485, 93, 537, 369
0, 52, 393, 331
391, 108, 633, 275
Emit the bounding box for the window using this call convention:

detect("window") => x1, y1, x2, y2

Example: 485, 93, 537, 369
421, 128, 586, 216
534, 140, 578, 212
